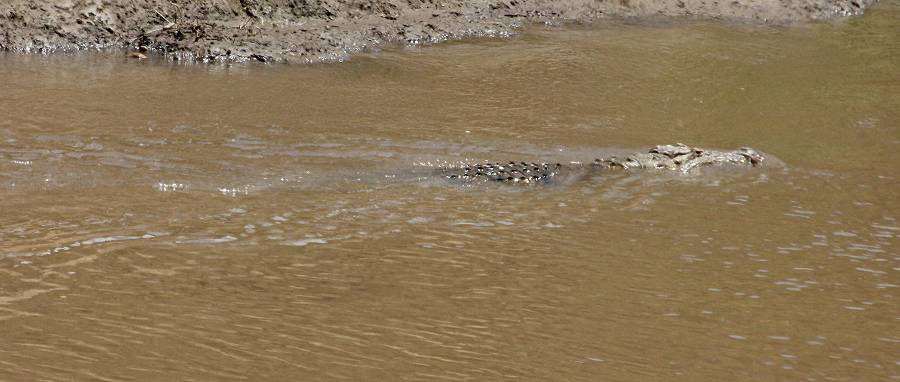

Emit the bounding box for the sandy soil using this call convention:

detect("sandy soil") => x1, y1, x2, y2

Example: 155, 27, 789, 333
0, 0, 877, 63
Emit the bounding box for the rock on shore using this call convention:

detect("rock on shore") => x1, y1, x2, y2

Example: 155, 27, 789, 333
0, 0, 877, 63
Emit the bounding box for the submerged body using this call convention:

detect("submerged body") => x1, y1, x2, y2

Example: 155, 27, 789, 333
442, 143, 765, 185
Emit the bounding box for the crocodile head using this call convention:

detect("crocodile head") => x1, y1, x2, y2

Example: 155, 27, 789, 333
738, 147, 764, 166
650, 143, 695, 158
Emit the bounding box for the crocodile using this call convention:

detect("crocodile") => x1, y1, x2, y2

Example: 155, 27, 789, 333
440, 143, 765, 185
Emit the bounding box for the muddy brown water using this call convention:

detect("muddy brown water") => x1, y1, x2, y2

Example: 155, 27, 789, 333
1, 3, 898, 381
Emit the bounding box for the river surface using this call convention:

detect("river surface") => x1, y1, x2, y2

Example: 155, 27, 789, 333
1, 2, 898, 381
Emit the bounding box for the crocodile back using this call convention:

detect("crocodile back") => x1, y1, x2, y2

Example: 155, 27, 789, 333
442, 162, 565, 185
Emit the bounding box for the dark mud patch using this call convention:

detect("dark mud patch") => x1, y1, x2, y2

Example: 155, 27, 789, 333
0, 0, 877, 63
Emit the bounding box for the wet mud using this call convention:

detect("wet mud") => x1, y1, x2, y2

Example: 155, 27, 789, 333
0, 0, 878, 63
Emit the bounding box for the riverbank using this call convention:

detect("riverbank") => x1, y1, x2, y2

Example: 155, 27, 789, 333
0, 0, 878, 63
